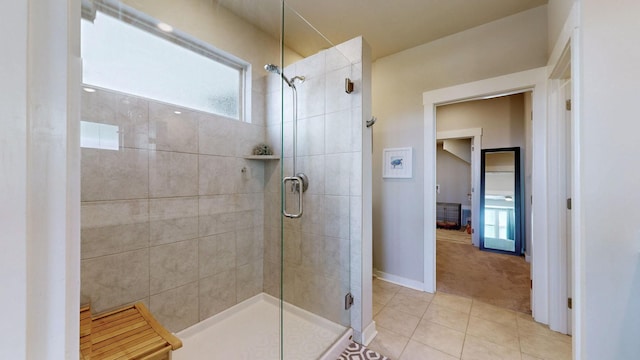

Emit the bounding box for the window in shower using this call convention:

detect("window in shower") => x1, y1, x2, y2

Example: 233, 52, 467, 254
81, 7, 250, 121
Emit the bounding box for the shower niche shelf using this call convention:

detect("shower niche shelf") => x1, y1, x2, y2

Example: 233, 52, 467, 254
243, 155, 280, 160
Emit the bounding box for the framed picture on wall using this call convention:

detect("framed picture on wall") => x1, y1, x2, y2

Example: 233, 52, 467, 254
383, 147, 413, 178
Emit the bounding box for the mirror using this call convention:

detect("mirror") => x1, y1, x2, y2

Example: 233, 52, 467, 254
480, 147, 523, 254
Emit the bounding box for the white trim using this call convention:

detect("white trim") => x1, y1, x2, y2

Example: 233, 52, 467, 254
548, 3, 580, 75
178, 292, 347, 339
546, 67, 570, 335
360, 321, 378, 346
436, 128, 482, 247
546, 2, 581, 347
178, 293, 266, 338
423, 68, 548, 323
373, 269, 426, 292
571, 25, 583, 360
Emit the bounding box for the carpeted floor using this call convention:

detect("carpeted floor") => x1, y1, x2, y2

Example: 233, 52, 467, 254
436, 228, 472, 244
436, 230, 531, 314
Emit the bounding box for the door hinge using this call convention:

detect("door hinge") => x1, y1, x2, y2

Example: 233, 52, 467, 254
567, 198, 572, 210
568, 297, 573, 309
345, 292, 354, 310
530, 280, 532, 289
566, 99, 572, 111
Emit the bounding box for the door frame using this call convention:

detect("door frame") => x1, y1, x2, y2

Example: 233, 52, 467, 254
547, 45, 572, 336
436, 128, 482, 247
546, 1, 581, 346
423, 67, 549, 323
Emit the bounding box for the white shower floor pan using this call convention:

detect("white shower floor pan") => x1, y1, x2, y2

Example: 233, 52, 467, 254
172, 293, 351, 360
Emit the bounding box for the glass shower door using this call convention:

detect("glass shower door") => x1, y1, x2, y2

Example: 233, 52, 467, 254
271, 2, 363, 358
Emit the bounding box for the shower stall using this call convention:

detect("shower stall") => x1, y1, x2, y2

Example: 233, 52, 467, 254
79, 0, 372, 359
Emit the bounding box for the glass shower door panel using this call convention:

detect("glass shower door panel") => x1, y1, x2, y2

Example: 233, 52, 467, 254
277, 2, 357, 358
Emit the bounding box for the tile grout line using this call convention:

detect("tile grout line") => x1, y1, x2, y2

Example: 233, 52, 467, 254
456, 298, 473, 360
396, 292, 428, 359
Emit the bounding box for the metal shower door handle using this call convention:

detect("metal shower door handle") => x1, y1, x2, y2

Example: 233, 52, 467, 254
282, 176, 303, 218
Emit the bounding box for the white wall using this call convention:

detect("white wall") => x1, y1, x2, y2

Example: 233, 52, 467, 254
436, 142, 471, 206
372, 6, 546, 283
1, 2, 28, 357
437, 95, 526, 150
371, 3, 546, 282
577, 1, 640, 358
548, 0, 576, 54
0, 0, 81, 358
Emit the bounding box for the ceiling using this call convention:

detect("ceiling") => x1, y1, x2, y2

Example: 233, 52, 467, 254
220, 0, 548, 60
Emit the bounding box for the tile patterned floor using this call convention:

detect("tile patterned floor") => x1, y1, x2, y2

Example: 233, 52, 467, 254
369, 278, 572, 360
338, 342, 390, 360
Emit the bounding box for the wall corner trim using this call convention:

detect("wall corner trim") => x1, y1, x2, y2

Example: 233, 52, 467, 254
361, 321, 378, 346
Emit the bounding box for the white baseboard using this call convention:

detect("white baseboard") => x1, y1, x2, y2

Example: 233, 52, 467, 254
361, 321, 377, 346
373, 269, 426, 292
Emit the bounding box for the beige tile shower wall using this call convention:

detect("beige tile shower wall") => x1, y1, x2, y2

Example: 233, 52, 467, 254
80, 87, 266, 332
263, 37, 366, 327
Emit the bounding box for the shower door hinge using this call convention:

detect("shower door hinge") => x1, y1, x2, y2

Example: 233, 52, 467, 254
345, 78, 354, 94
345, 292, 354, 310
568, 297, 573, 309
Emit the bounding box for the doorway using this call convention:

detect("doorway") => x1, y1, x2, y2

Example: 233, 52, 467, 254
423, 68, 549, 323
436, 128, 482, 247
434, 95, 531, 313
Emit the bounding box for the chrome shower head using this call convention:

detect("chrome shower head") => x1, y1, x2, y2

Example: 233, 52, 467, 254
263, 63, 304, 89
264, 63, 281, 75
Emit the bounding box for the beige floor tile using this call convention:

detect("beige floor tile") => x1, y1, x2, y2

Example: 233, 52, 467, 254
369, 280, 572, 360
471, 300, 518, 328
374, 307, 421, 338
462, 334, 522, 360
368, 326, 410, 359
399, 340, 458, 360
466, 316, 519, 350
423, 303, 470, 332
519, 333, 572, 360
385, 291, 431, 317
516, 312, 534, 322
373, 299, 386, 317
373, 279, 401, 305
397, 287, 435, 302
432, 292, 473, 314
411, 319, 465, 358
517, 316, 572, 344
374, 278, 402, 292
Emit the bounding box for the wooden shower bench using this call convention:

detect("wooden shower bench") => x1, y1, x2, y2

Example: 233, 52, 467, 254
80, 302, 182, 360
